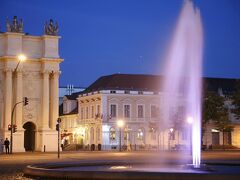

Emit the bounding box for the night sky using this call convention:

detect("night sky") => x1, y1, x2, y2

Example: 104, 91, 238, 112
1, 0, 240, 87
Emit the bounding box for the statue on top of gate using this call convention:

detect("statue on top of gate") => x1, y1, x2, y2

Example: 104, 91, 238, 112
6, 16, 24, 33
44, 19, 59, 36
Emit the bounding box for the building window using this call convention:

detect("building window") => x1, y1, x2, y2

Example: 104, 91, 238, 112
71, 119, 74, 128
97, 105, 100, 114
137, 105, 144, 118
137, 128, 144, 140
169, 131, 175, 140
151, 105, 158, 118
80, 107, 84, 119
97, 128, 101, 141
90, 127, 94, 143
110, 104, 117, 118
151, 132, 156, 140
91, 106, 94, 118
124, 105, 130, 118
86, 107, 89, 119
110, 127, 116, 140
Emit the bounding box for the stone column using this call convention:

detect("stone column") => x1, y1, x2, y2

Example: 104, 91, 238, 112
50, 71, 60, 129
4, 68, 13, 129
42, 71, 50, 129
15, 70, 23, 129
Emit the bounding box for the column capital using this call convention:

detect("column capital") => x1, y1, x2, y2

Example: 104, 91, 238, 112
51, 71, 61, 78
3, 68, 14, 73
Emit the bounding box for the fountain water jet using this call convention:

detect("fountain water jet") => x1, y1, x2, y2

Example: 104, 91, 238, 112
162, 0, 203, 168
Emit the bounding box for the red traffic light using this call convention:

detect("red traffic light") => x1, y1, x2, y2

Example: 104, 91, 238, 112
8, 124, 12, 131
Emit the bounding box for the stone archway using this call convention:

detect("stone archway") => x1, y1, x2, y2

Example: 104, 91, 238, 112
23, 122, 36, 151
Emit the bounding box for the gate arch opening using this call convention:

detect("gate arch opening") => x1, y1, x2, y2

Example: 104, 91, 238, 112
23, 122, 36, 151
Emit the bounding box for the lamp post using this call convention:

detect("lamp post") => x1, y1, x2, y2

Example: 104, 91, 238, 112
56, 118, 61, 158
10, 54, 27, 154
117, 120, 124, 152
187, 116, 193, 155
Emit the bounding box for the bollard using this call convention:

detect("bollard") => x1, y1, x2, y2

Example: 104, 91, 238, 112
44, 145, 46, 152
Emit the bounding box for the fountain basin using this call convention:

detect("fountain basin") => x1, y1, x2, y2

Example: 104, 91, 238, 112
24, 161, 240, 180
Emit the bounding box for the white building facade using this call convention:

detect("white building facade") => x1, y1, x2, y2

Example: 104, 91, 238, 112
0, 16, 62, 152
59, 74, 240, 151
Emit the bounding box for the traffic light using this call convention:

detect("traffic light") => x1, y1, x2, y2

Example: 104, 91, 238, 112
56, 123, 60, 131
13, 125, 17, 133
57, 118, 61, 123
24, 97, 29, 106
8, 124, 12, 131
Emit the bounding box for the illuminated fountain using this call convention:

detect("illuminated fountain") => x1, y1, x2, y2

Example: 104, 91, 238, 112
162, 0, 203, 168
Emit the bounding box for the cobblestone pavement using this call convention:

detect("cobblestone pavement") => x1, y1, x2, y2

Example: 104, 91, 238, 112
0, 150, 240, 179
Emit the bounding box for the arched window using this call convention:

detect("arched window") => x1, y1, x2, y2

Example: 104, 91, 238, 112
137, 128, 144, 140
109, 127, 116, 140
85, 128, 89, 140
97, 127, 101, 141
90, 127, 94, 143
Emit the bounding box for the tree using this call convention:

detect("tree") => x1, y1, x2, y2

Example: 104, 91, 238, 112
202, 91, 224, 130
213, 107, 233, 149
202, 91, 233, 149
232, 80, 240, 119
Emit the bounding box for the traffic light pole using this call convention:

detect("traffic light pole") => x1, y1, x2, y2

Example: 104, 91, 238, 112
10, 97, 28, 154
10, 101, 23, 154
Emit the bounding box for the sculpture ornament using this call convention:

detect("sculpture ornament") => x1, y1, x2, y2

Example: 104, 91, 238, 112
6, 16, 24, 33
44, 19, 58, 36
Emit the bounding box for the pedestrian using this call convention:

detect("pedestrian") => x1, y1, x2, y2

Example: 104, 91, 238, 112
4, 138, 10, 154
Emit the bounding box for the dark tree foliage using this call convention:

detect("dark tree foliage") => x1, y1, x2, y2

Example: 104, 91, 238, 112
213, 108, 233, 148
202, 91, 224, 124
203, 91, 233, 148
232, 80, 240, 119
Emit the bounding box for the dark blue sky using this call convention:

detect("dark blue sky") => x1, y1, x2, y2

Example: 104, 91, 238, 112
1, 0, 240, 87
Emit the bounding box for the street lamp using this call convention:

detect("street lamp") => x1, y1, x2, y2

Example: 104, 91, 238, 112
10, 54, 27, 154
117, 119, 124, 152
15, 54, 26, 71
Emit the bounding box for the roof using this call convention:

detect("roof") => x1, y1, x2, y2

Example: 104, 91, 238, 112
82, 74, 239, 94
203, 77, 238, 94
64, 74, 239, 99
65, 92, 82, 100
83, 74, 163, 93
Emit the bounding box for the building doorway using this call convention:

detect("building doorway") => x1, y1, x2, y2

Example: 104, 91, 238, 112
212, 132, 220, 145
23, 122, 36, 151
